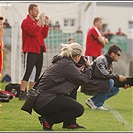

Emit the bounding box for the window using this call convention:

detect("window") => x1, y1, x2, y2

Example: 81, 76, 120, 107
128, 21, 133, 29
64, 19, 69, 26
70, 19, 75, 26
64, 18, 75, 27
102, 24, 108, 33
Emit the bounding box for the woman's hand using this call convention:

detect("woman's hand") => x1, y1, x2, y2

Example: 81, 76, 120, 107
84, 56, 91, 66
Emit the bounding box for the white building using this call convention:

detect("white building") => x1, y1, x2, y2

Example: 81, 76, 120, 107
1, 2, 132, 50
0, 2, 133, 82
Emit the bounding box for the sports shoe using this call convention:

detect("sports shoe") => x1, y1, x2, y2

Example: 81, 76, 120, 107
62, 123, 85, 129
19, 91, 27, 101
0, 98, 9, 102
97, 106, 108, 111
38, 116, 53, 130
85, 98, 97, 110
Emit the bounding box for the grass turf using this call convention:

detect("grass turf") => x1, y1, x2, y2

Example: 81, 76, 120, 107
0, 82, 132, 131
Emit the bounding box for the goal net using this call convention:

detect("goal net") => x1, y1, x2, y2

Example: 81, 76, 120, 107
1, 2, 95, 83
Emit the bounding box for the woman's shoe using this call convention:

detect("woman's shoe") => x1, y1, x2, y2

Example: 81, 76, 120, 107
62, 123, 85, 129
38, 116, 53, 130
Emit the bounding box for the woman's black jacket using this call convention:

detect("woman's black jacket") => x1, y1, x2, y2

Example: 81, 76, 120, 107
33, 56, 92, 111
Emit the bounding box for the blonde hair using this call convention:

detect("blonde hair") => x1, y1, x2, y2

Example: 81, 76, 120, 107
60, 43, 82, 58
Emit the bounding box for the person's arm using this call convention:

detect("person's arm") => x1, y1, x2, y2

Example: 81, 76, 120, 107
93, 27, 108, 47
37, 13, 45, 27
0, 28, 4, 50
93, 57, 118, 79
21, 20, 40, 36
21, 13, 45, 37
63, 61, 92, 85
41, 16, 50, 38
0, 28, 4, 43
97, 36, 108, 47
38, 16, 49, 39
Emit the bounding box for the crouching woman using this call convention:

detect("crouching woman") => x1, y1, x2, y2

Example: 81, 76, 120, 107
33, 43, 92, 130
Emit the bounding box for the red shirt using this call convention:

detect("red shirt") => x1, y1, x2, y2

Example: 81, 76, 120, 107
0, 44, 2, 73
21, 15, 49, 54
85, 27, 103, 57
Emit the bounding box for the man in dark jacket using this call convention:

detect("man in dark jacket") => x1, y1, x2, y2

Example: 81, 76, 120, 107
81, 44, 128, 110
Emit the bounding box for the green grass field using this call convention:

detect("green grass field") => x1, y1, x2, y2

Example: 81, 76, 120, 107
0, 83, 132, 132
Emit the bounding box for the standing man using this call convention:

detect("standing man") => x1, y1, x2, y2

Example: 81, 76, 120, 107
85, 17, 108, 62
0, 16, 4, 107
19, 4, 49, 100
0, 16, 4, 81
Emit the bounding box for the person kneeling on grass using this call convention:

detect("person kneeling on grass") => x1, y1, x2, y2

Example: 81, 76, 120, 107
32, 43, 92, 130
81, 44, 130, 111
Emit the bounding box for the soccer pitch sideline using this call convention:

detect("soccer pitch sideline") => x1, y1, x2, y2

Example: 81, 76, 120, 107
0, 83, 132, 132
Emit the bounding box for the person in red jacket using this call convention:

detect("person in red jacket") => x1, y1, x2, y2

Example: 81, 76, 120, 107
115, 28, 126, 36
19, 4, 50, 100
0, 16, 4, 81
85, 17, 108, 62
0, 16, 4, 107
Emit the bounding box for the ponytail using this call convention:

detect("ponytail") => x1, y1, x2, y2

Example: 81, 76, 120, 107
60, 43, 82, 58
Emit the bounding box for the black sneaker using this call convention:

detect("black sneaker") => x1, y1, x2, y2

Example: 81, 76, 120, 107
0, 98, 10, 102
62, 123, 85, 129
0, 92, 10, 102
38, 116, 53, 130
0, 92, 9, 98
19, 91, 27, 101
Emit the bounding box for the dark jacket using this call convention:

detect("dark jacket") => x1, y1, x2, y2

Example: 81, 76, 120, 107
33, 55, 92, 111
81, 52, 119, 95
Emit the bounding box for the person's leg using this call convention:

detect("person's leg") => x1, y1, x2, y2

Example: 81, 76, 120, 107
35, 95, 84, 130
106, 79, 120, 99
86, 79, 114, 109
91, 79, 119, 107
29, 66, 36, 90
91, 92, 108, 107
106, 86, 119, 99
29, 47, 43, 90
91, 79, 115, 107
63, 87, 78, 127
35, 47, 43, 81
19, 53, 38, 100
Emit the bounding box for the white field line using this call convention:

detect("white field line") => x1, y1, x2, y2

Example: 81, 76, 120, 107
106, 104, 132, 131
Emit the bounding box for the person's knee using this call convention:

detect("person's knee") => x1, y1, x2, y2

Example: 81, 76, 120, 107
115, 87, 120, 94
76, 104, 84, 117
109, 79, 114, 88
113, 87, 120, 96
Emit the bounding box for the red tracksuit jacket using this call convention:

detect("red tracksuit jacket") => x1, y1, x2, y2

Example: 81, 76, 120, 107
21, 15, 49, 54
